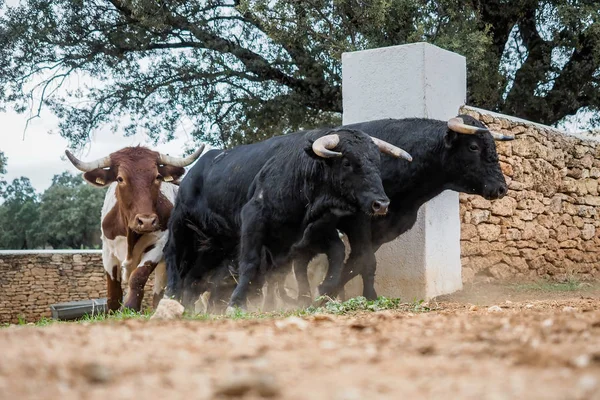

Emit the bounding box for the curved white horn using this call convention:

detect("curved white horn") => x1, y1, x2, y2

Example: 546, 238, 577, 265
490, 131, 515, 141
447, 117, 489, 135
159, 144, 206, 167
448, 117, 514, 141
312, 134, 342, 158
65, 150, 111, 172
371, 137, 412, 161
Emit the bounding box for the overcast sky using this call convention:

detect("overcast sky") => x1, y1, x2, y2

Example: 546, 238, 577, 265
0, 107, 205, 192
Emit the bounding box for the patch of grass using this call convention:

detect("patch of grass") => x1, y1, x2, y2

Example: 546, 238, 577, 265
183, 296, 423, 321
78, 308, 154, 323
306, 296, 429, 315
34, 317, 55, 327
512, 276, 585, 292
5, 296, 429, 328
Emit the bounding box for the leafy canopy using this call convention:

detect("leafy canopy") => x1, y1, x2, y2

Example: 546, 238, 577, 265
0, 172, 105, 250
1, 0, 600, 148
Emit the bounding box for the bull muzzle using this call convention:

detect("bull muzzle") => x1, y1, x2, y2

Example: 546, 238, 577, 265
131, 214, 159, 233
371, 199, 390, 215
482, 182, 508, 200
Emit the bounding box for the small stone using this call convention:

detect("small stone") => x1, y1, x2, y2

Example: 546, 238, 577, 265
541, 319, 554, 328
469, 305, 478, 312
150, 299, 184, 320
214, 372, 280, 397
562, 306, 577, 313
312, 313, 334, 322
578, 375, 598, 392
571, 355, 590, 368
274, 316, 308, 331
525, 304, 534, 309
374, 310, 396, 320
505, 300, 513, 305
81, 362, 112, 384
319, 340, 337, 350
487, 305, 503, 313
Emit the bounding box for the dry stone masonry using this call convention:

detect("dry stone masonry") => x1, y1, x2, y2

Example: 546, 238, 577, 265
459, 106, 600, 283
0, 251, 155, 323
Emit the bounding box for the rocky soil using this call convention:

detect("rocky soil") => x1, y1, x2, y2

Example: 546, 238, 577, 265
1, 283, 600, 400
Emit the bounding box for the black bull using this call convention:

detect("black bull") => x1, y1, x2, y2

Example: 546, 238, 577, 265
290, 114, 514, 301
164, 128, 411, 310
166, 114, 512, 308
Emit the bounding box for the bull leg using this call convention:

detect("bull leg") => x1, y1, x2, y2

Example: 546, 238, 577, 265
106, 265, 123, 312
228, 203, 265, 311
124, 232, 168, 311
123, 262, 156, 311
293, 256, 313, 307
103, 249, 123, 312
317, 235, 346, 298
335, 218, 375, 299
360, 253, 378, 300
152, 262, 167, 308
122, 231, 141, 284
262, 274, 276, 311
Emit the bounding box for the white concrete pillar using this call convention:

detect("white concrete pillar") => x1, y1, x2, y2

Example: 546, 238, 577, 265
340, 42, 466, 300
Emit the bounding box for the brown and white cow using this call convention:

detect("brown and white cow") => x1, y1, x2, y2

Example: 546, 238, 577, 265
65, 145, 204, 311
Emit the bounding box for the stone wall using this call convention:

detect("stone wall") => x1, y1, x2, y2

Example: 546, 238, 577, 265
0, 251, 155, 323
459, 106, 600, 283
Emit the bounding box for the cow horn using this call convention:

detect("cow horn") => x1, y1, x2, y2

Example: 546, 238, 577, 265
65, 150, 111, 172
371, 137, 412, 161
448, 117, 515, 141
312, 134, 342, 158
158, 144, 206, 167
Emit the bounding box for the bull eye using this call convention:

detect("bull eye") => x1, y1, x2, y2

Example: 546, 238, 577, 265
117, 176, 124, 183
469, 143, 480, 152
156, 174, 163, 181
342, 159, 352, 168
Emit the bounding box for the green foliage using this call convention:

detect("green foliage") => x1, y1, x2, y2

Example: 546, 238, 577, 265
306, 296, 423, 315
0, 151, 6, 175
1, 1, 599, 149
0, 177, 41, 249
0, 171, 104, 250
34, 172, 105, 249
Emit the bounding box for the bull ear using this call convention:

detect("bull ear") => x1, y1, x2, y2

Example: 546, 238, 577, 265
444, 129, 458, 148
158, 165, 186, 183
82, 168, 116, 187
304, 139, 321, 160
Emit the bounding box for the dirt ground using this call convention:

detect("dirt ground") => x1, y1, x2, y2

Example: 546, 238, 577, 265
1, 282, 600, 400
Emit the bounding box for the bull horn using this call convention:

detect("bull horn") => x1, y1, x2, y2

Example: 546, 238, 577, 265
371, 137, 412, 161
312, 134, 342, 158
448, 117, 515, 141
158, 144, 206, 167
447, 117, 489, 135
490, 131, 515, 141
65, 150, 111, 172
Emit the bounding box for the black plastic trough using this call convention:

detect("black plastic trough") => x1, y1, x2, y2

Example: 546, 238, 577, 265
49, 298, 108, 321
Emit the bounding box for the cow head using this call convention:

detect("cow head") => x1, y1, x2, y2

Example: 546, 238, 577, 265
66, 145, 204, 234
442, 115, 513, 200
307, 129, 412, 216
